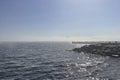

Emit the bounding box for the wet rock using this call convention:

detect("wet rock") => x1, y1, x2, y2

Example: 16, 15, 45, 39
73, 43, 120, 58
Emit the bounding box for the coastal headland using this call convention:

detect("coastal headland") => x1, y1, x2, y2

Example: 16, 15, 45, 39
73, 41, 120, 57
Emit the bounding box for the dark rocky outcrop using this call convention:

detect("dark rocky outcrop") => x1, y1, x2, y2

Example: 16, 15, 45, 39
73, 43, 120, 57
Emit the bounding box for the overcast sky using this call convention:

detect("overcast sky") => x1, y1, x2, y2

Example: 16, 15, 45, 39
0, 0, 120, 41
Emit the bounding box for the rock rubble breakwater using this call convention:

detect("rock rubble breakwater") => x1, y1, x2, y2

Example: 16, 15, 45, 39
73, 43, 120, 57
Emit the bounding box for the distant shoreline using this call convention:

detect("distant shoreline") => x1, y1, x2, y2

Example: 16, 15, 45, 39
72, 41, 120, 44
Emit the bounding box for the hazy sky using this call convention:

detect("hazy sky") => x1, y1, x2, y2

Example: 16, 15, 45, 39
0, 0, 120, 41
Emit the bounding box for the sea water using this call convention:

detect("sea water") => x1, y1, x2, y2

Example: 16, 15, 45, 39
0, 42, 120, 80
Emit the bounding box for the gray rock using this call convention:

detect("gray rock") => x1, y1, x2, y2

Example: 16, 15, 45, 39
73, 43, 120, 58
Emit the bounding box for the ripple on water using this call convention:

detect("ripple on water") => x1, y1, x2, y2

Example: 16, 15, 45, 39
0, 42, 120, 80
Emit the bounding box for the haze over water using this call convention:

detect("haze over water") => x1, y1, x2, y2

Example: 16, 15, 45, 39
0, 0, 120, 41
0, 0, 120, 80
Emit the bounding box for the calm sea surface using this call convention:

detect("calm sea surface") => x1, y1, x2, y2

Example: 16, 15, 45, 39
0, 42, 120, 80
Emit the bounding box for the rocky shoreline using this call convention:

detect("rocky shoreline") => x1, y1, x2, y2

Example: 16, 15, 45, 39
73, 42, 120, 57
